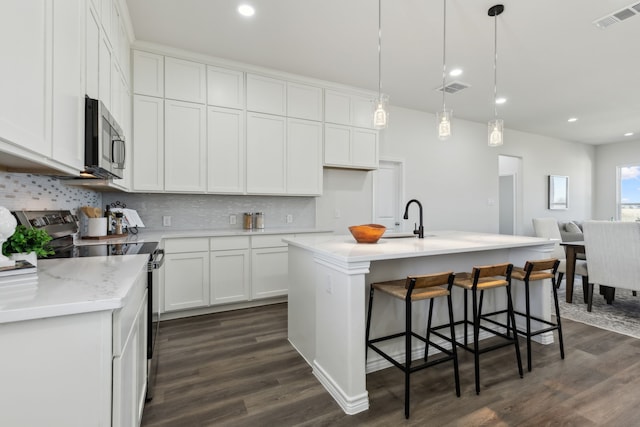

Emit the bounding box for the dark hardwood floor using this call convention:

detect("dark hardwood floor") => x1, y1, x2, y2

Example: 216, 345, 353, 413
142, 303, 640, 426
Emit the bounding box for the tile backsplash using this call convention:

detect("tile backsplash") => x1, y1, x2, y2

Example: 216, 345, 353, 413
0, 172, 316, 231
103, 193, 316, 230
0, 173, 101, 213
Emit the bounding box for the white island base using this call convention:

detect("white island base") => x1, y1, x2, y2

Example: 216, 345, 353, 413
285, 231, 555, 415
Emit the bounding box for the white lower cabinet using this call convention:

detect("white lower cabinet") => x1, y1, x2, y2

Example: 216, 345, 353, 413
210, 236, 250, 304
163, 238, 210, 311
251, 234, 293, 299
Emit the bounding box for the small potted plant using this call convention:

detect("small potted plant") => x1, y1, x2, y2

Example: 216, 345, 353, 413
2, 225, 54, 267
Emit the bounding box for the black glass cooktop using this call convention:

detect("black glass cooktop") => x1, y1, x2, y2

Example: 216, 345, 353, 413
48, 241, 159, 259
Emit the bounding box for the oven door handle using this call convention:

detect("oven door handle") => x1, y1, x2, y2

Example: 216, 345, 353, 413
148, 248, 165, 271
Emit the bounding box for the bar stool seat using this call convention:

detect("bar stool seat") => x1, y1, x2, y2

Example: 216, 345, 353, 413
365, 271, 460, 419
434, 262, 523, 395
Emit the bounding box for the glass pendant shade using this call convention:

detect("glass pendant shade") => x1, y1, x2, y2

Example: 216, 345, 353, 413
373, 95, 389, 130
437, 109, 452, 140
488, 119, 504, 147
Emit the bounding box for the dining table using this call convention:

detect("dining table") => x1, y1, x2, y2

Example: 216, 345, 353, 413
559, 241, 585, 303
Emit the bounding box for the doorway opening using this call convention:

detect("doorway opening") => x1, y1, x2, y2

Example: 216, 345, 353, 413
498, 155, 523, 235
373, 159, 404, 232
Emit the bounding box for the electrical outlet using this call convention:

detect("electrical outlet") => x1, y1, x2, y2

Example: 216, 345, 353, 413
163, 216, 171, 227
229, 214, 237, 225
334, 209, 341, 218
286, 214, 293, 223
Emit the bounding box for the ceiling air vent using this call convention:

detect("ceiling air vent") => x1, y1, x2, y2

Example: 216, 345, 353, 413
593, 2, 640, 29
437, 81, 470, 94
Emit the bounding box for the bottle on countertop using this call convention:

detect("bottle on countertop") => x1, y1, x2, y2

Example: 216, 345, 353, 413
105, 205, 113, 235
254, 212, 264, 229
243, 212, 253, 230
114, 212, 124, 235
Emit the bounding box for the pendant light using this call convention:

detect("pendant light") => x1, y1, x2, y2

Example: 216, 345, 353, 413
487, 4, 504, 147
373, 0, 389, 129
437, 0, 452, 140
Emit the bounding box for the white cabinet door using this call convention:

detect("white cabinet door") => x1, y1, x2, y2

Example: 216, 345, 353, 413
165, 100, 207, 192
207, 107, 245, 193
246, 74, 286, 115
51, 0, 84, 171
324, 90, 351, 126
164, 251, 210, 311
133, 95, 164, 191
287, 82, 322, 121
351, 95, 374, 129
352, 128, 378, 169
0, 0, 51, 156
324, 123, 351, 166
251, 247, 289, 299
165, 57, 206, 104
246, 112, 286, 194
287, 118, 322, 195
207, 66, 244, 109
113, 290, 147, 427
324, 124, 378, 170
86, 5, 101, 99
210, 249, 250, 305
99, 33, 112, 109
133, 50, 164, 97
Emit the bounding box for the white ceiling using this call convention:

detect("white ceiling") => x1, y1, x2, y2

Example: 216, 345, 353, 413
125, 0, 640, 145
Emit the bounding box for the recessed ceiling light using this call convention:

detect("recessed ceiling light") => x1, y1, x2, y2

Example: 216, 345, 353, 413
238, 4, 255, 17
495, 97, 506, 105
567, 117, 578, 122
449, 68, 463, 77
624, 132, 634, 136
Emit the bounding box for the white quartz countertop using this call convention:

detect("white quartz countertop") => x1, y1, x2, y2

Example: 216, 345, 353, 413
284, 230, 554, 263
0, 255, 149, 324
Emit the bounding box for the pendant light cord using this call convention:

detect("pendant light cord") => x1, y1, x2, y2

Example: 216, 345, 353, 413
441, 0, 447, 110
378, 0, 382, 98
493, 11, 498, 119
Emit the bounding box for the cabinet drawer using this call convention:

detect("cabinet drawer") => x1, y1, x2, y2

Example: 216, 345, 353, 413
210, 236, 250, 251
251, 234, 293, 248
164, 237, 209, 253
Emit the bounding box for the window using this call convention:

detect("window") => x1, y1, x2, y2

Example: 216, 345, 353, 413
618, 165, 640, 221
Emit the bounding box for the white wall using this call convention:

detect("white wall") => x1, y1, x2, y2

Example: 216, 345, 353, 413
594, 139, 640, 220
317, 105, 596, 236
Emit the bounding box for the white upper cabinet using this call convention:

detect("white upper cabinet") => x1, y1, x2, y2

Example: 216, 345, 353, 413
99, 34, 112, 110
246, 112, 286, 194
51, 0, 84, 171
133, 50, 164, 97
100, 0, 112, 42
164, 57, 206, 104
86, 6, 101, 100
246, 74, 286, 116
0, 0, 51, 157
133, 95, 164, 192
207, 66, 244, 109
325, 89, 374, 129
287, 82, 322, 121
207, 107, 245, 194
287, 119, 322, 195
164, 99, 207, 192
324, 124, 378, 170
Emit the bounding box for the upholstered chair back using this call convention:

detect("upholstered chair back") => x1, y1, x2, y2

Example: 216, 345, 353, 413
532, 218, 565, 259
583, 221, 640, 291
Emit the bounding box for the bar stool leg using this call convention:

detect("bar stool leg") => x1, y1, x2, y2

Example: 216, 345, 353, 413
506, 282, 524, 378
551, 277, 565, 359
524, 279, 532, 372
365, 285, 375, 360
472, 288, 481, 395
405, 295, 412, 419
463, 289, 469, 347
424, 299, 435, 362
447, 292, 461, 397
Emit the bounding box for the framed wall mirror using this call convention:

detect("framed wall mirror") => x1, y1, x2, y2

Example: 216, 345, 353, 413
548, 175, 569, 210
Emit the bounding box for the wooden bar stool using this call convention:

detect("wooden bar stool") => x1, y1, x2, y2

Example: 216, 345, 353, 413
507, 258, 563, 372
365, 271, 460, 419
437, 262, 523, 395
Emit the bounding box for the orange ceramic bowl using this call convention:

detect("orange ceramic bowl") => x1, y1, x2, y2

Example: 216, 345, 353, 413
349, 224, 387, 244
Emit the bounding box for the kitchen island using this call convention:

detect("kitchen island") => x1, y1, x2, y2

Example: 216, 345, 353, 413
285, 231, 554, 415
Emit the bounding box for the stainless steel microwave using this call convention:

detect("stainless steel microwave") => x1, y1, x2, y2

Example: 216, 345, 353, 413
84, 96, 125, 179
